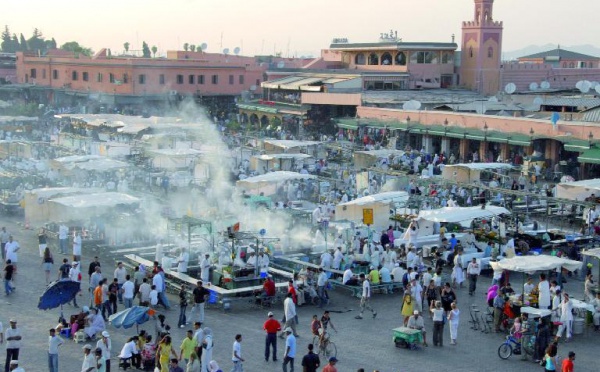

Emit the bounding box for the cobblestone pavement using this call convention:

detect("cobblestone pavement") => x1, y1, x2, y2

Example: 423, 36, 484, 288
0, 215, 597, 372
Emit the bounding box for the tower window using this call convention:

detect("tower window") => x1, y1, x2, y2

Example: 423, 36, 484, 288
469, 47, 474, 58
488, 47, 494, 58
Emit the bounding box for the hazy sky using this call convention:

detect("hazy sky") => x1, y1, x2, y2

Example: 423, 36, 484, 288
1, 0, 598, 57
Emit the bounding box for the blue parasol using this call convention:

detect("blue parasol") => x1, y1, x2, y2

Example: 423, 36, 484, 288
109, 306, 152, 329
38, 280, 80, 310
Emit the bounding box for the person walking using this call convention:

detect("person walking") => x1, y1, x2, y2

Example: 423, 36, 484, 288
282, 328, 296, 372
73, 232, 82, 263
58, 223, 68, 255
178, 284, 189, 328
281, 293, 298, 337
38, 228, 48, 258
430, 301, 445, 347
4, 260, 15, 296
69, 261, 82, 307
4, 319, 21, 372
466, 258, 480, 296
447, 302, 460, 345
190, 281, 209, 324
48, 328, 63, 372
122, 275, 135, 309
179, 330, 197, 366
555, 292, 574, 342
321, 357, 338, 372
200, 327, 213, 372
4, 237, 19, 269
561, 351, 575, 372
300, 344, 320, 372
156, 335, 178, 372
0, 227, 9, 261
81, 344, 96, 372
231, 334, 244, 372
41, 247, 54, 284
316, 268, 328, 308
263, 311, 281, 362
96, 331, 112, 372
355, 273, 377, 320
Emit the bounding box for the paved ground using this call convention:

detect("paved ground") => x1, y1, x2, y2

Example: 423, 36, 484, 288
1, 214, 598, 372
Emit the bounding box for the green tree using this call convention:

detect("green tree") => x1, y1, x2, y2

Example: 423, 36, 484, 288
123, 42, 130, 53
60, 41, 93, 56
27, 28, 46, 53
45, 37, 57, 50
19, 33, 27, 51
151, 45, 158, 58
0, 25, 16, 52
190, 44, 196, 52
142, 41, 151, 58
183, 43, 189, 51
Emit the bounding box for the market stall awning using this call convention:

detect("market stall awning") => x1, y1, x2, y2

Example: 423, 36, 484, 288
418, 205, 510, 222
50, 192, 140, 208
237, 171, 316, 185
490, 255, 582, 274
577, 148, 600, 164
563, 138, 591, 152
338, 191, 409, 207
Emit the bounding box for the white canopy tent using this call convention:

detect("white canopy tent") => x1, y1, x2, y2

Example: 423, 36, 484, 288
417, 205, 510, 223
250, 153, 312, 174
149, 148, 203, 169
353, 149, 405, 169
582, 248, 600, 288
236, 171, 316, 196
47, 192, 141, 222
490, 255, 583, 274
335, 191, 409, 229
442, 163, 514, 183
555, 178, 600, 201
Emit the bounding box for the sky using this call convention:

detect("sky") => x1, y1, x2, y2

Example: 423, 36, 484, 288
1, 0, 599, 57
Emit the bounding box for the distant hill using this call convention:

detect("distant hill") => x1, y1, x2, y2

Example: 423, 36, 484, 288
502, 44, 600, 61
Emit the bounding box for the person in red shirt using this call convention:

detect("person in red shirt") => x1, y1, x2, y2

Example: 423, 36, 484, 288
562, 351, 575, 372
322, 357, 338, 372
264, 276, 276, 297
263, 311, 281, 362
287, 280, 297, 304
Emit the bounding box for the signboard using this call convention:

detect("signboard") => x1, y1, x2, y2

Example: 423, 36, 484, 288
363, 208, 374, 225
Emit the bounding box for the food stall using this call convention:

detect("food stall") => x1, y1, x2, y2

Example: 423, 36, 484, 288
335, 191, 409, 230
442, 163, 514, 184
236, 171, 316, 197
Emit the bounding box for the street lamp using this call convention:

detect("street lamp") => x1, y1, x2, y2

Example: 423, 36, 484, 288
529, 127, 535, 143
483, 122, 489, 142
589, 131, 594, 147
443, 118, 449, 137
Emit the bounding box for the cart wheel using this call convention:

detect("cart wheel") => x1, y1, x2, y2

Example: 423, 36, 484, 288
498, 343, 512, 359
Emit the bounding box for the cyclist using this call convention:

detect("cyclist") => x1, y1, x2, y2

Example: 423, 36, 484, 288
318, 311, 337, 347
310, 315, 320, 337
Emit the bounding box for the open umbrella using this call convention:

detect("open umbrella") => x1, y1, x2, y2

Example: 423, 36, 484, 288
109, 306, 153, 330
38, 280, 80, 310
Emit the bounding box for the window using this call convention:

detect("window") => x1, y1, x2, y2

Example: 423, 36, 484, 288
410, 52, 438, 64
442, 52, 454, 64
487, 47, 494, 58
72, 71, 78, 81
139, 74, 146, 84
123, 73, 129, 84
188, 75, 195, 84
42, 69, 46, 79
176, 74, 184, 84
212, 75, 219, 84
198, 75, 205, 84
239, 75, 244, 84
569, 62, 575, 68
97, 73, 103, 82
82, 72, 89, 81
355, 53, 366, 65
563, 62, 567, 68
381, 52, 392, 65
368, 53, 379, 65
395, 52, 406, 65
30, 69, 37, 79
52, 70, 59, 79
469, 47, 474, 58
581, 62, 587, 68
229, 75, 234, 85
256, 79, 261, 86
109, 73, 115, 83
159, 74, 165, 85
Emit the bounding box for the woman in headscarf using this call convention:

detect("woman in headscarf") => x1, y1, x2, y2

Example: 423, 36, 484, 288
208, 360, 222, 372
201, 328, 213, 372
487, 284, 499, 307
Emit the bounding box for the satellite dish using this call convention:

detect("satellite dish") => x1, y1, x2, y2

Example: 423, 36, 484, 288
200, 43, 208, 51
576, 80, 584, 90
277, 61, 285, 68
540, 81, 550, 89
223, 48, 230, 55
488, 96, 499, 102
595, 85, 600, 95
533, 97, 544, 105
475, 103, 487, 115
591, 82, 599, 89
529, 82, 539, 91
402, 100, 422, 111
504, 83, 516, 95
580, 80, 592, 93
233, 47, 241, 55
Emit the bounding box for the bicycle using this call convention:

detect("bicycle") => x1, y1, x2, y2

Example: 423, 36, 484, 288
311, 332, 337, 358
497, 332, 535, 359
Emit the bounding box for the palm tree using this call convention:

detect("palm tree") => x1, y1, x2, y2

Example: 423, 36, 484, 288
183, 43, 189, 51
124, 42, 130, 53
151, 45, 158, 58
190, 44, 196, 52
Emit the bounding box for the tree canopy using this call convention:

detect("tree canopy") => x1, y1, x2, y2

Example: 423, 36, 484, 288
60, 41, 93, 57
0, 25, 89, 55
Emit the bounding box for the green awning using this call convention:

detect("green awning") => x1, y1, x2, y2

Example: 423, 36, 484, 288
578, 148, 600, 164
563, 138, 591, 152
